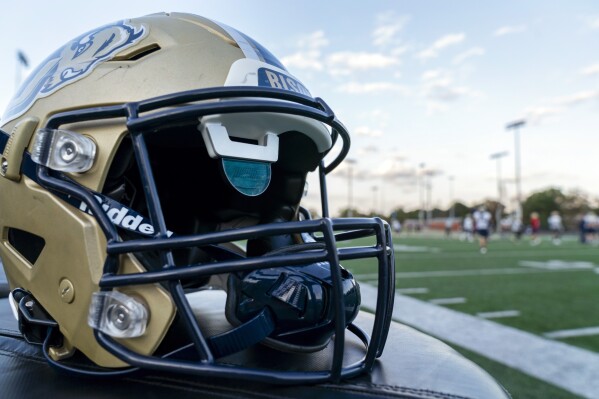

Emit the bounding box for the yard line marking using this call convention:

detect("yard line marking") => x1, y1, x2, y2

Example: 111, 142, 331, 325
396, 248, 597, 259
519, 260, 597, 270
360, 284, 599, 399
429, 297, 466, 305
355, 266, 591, 281
396, 287, 429, 294
396, 268, 534, 278
394, 244, 441, 253
544, 326, 599, 339
477, 310, 521, 319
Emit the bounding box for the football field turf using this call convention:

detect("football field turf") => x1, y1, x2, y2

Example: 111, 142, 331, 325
344, 232, 599, 399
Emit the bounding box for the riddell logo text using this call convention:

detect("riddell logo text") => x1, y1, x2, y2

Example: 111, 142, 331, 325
78, 195, 174, 237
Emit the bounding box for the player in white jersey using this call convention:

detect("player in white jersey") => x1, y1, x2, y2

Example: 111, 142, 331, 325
473, 206, 492, 253
462, 213, 474, 242
548, 211, 563, 245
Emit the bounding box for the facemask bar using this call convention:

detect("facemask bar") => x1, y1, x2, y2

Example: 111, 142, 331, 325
31, 86, 394, 384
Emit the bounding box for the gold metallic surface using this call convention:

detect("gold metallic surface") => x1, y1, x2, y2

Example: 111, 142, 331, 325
1, 117, 39, 181
0, 12, 244, 368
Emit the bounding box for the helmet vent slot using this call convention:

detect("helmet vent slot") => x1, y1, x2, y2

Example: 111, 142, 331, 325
111, 43, 161, 61
7, 228, 45, 265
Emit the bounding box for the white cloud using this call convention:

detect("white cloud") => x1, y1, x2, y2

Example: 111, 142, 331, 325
426, 82, 473, 102
371, 155, 415, 181
360, 108, 388, 118
281, 30, 329, 71
356, 145, 381, 158
417, 33, 465, 60
524, 106, 562, 124
326, 51, 399, 76
590, 16, 599, 29
283, 31, 402, 77
493, 25, 527, 37
372, 13, 410, 47
337, 81, 410, 94
359, 109, 390, 126
434, 33, 466, 49
281, 52, 323, 71
453, 47, 485, 65
354, 126, 384, 137
580, 63, 599, 76
421, 69, 478, 102
421, 69, 442, 80
297, 30, 329, 49
553, 90, 599, 106
331, 163, 372, 180
378, 166, 415, 180
523, 89, 599, 124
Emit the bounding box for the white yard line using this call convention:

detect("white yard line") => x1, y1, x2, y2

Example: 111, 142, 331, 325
544, 326, 599, 339
360, 284, 599, 399
355, 266, 589, 281
429, 297, 466, 305
396, 287, 429, 294
477, 310, 521, 319
519, 260, 597, 270
393, 244, 441, 253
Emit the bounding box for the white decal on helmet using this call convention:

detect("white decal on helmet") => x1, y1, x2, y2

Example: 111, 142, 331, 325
2, 21, 147, 123
213, 21, 287, 70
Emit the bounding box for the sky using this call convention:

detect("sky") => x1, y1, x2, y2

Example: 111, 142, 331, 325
0, 1, 598, 216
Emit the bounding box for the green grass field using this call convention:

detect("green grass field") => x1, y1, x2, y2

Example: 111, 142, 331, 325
343, 232, 599, 399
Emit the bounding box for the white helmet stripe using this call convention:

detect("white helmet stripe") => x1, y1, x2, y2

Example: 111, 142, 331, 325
216, 22, 262, 62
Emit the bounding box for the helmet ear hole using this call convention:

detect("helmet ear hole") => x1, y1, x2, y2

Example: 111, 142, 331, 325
102, 137, 136, 204
7, 228, 45, 265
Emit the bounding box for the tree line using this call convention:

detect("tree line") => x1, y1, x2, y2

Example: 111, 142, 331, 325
339, 187, 598, 231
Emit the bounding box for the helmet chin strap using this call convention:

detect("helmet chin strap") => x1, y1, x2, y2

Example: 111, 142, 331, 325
205, 306, 275, 358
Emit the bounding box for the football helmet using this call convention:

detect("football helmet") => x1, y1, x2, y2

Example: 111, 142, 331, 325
0, 12, 394, 383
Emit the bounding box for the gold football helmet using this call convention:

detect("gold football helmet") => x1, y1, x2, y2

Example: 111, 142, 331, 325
0, 12, 394, 383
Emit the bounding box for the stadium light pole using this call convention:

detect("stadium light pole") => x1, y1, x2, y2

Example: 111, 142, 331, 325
490, 151, 509, 229
346, 158, 356, 217
418, 162, 425, 228
490, 151, 508, 201
371, 185, 378, 214
425, 170, 434, 226
506, 120, 526, 218
448, 175, 455, 219
15, 50, 29, 90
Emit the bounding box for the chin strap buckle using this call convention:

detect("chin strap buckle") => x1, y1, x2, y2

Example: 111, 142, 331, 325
11, 288, 58, 345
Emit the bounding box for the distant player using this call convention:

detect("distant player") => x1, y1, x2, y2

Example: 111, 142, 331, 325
462, 213, 474, 242
392, 218, 402, 235
548, 211, 563, 245
583, 211, 598, 244
444, 217, 453, 238
473, 206, 492, 254
390, 211, 402, 236
530, 212, 541, 245
511, 215, 523, 243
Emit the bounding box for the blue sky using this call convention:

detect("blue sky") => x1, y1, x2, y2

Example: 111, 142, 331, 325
1, 1, 598, 215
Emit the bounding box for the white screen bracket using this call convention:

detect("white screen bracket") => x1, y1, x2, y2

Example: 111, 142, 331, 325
200, 122, 279, 163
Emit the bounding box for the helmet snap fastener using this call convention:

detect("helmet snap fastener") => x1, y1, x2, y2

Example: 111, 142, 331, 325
59, 279, 75, 303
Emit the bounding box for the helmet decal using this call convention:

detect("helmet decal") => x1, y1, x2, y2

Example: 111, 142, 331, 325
258, 67, 311, 95
2, 21, 147, 123
215, 21, 286, 70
